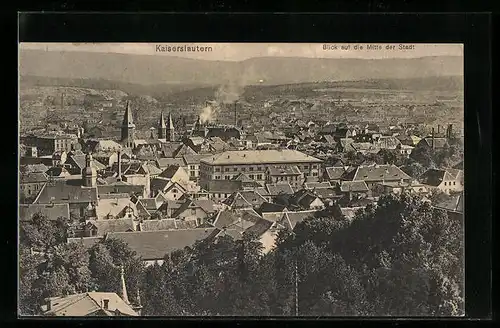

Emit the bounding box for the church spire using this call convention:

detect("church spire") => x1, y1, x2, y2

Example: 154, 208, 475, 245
167, 112, 174, 130
120, 265, 130, 305
122, 101, 135, 127
165, 112, 175, 141
121, 101, 136, 148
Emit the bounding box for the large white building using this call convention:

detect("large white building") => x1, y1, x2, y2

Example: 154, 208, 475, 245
199, 149, 323, 189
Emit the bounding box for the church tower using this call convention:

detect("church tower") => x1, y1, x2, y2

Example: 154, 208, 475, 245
166, 112, 175, 141
158, 112, 167, 139
121, 101, 136, 148
82, 153, 97, 187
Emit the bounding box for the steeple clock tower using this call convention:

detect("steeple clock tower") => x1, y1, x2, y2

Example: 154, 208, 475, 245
121, 101, 136, 148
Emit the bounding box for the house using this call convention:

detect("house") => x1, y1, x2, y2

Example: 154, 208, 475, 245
211, 209, 264, 235
340, 164, 413, 190
265, 183, 295, 199
396, 144, 415, 157
432, 192, 464, 220
304, 181, 332, 190
223, 190, 268, 210
182, 154, 207, 181
372, 180, 429, 196
323, 166, 346, 184
244, 218, 277, 253
205, 180, 244, 201
106, 228, 217, 266
232, 173, 263, 189
150, 181, 188, 201
41, 292, 138, 317
83, 218, 137, 237
20, 172, 48, 200
85, 139, 123, 153
257, 202, 288, 222
415, 137, 450, 151
336, 138, 355, 153
265, 165, 303, 188
19, 203, 70, 222
169, 198, 217, 225
275, 211, 316, 231
91, 198, 139, 221
160, 142, 184, 158
338, 180, 370, 198
34, 181, 98, 218
65, 153, 106, 175
150, 165, 192, 197
290, 189, 326, 211
419, 168, 464, 194
374, 136, 402, 150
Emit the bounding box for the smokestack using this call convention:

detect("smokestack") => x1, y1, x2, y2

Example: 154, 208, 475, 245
117, 151, 122, 182
437, 124, 440, 135
61, 93, 64, 110
447, 124, 453, 139
234, 102, 237, 127
431, 128, 435, 149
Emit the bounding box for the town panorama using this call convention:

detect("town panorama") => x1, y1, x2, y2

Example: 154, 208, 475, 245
18, 43, 464, 317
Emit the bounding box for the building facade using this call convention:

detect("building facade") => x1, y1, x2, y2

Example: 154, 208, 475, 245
199, 150, 323, 189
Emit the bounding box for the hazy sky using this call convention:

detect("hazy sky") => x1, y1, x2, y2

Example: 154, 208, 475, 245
20, 43, 463, 61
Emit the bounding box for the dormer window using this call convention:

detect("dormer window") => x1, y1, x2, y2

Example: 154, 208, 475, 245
103, 299, 110, 310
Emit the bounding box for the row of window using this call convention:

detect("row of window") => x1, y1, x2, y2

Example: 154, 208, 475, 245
212, 164, 319, 173
443, 181, 457, 186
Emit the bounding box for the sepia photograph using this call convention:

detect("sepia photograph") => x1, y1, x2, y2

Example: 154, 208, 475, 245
18, 42, 464, 317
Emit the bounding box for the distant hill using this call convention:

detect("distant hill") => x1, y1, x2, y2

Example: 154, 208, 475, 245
20, 49, 463, 86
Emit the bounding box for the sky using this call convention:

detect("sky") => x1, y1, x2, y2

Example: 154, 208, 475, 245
20, 43, 463, 61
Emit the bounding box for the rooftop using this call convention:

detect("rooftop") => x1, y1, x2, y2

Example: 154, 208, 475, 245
200, 149, 322, 166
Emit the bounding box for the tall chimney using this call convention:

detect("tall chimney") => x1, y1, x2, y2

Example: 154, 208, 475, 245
234, 102, 237, 127
117, 151, 122, 182
61, 93, 64, 110
448, 124, 453, 139
431, 128, 435, 149
437, 124, 440, 135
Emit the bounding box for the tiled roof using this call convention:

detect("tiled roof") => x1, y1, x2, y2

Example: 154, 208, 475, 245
433, 193, 464, 213
35, 182, 98, 204
182, 154, 206, 165
20, 172, 48, 184
206, 180, 243, 193
277, 211, 316, 231
258, 202, 287, 213
156, 157, 184, 169
95, 198, 138, 220
304, 182, 332, 189
200, 149, 322, 165
243, 218, 273, 238
266, 183, 295, 196
267, 166, 302, 176
339, 180, 370, 193
86, 218, 135, 236
137, 198, 161, 211
160, 142, 183, 158
106, 228, 216, 260
19, 203, 70, 221
419, 137, 449, 149
139, 219, 177, 231
98, 184, 145, 197
419, 168, 463, 187
158, 165, 182, 179
312, 188, 339, 200
43, 292, 138, 316
20, 164, 49, 174
341, 164, 412, 182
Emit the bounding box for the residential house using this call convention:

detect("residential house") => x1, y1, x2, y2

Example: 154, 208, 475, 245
337, 180, 370, 199
41, 292, 138, 317
419, 168, 464, 194
223, 190, 268, 210
415, 137, 450, 151
169, 198, 217, 225
83, 218, 137, 237
275, 211, 316, 231
205, 180, 244, 201
265, 165, 303, 188
34, 181, 98, 219
290, 189, 326, 211
265, 183, 295, 199
257, 202, 288, 222
19, 203, 70, 222
323, 166, 347, 185
340, 164, 413, 190
372, 180, 429, 196
106, 228, 217, 266
20, 172, 48, 200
